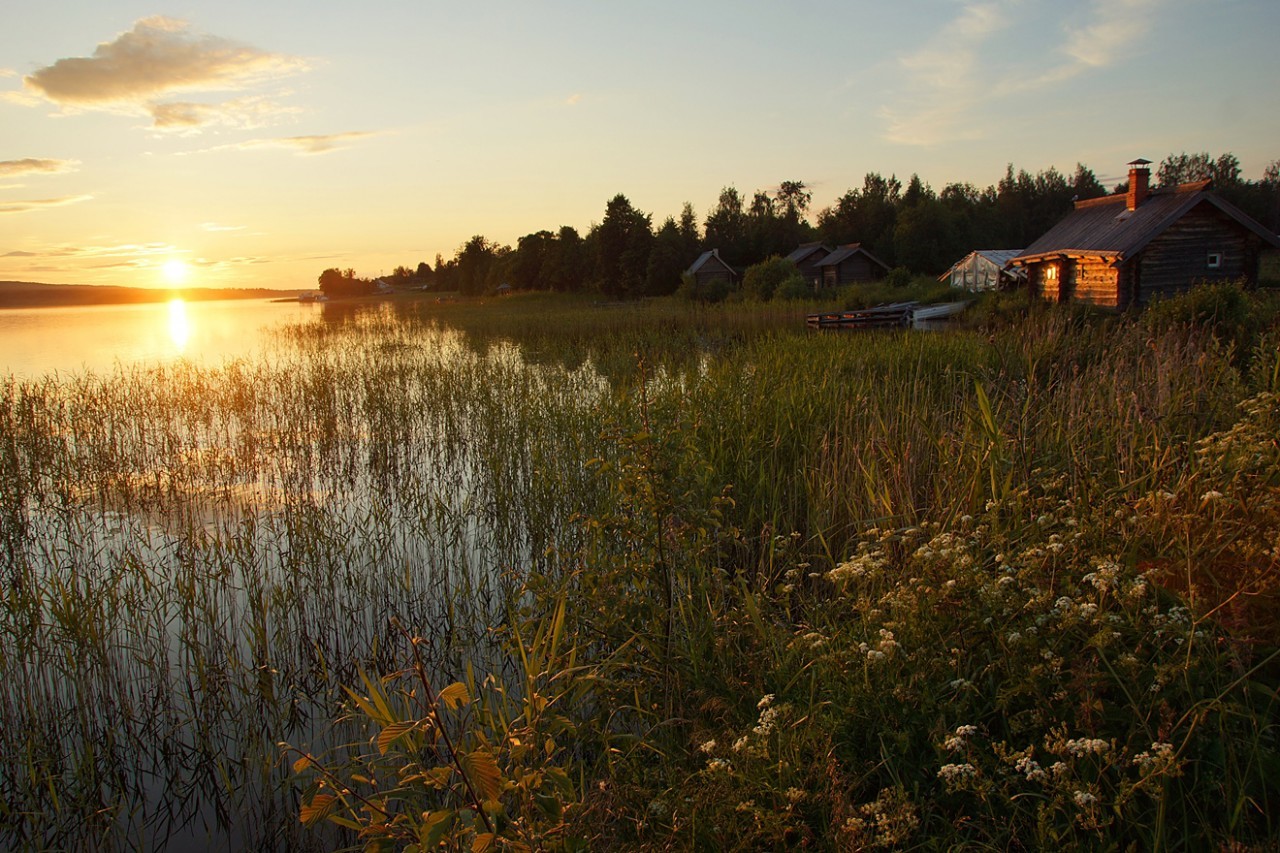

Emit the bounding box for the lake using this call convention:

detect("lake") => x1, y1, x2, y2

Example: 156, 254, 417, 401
0, 297, 325, 378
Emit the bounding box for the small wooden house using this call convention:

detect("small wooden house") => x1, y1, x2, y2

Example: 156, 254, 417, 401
940, 249, 1026, 291
685, 249, 737, 289
815, 243, 890, 288
1011, 159, 1280, 309
785, 242, 834, 288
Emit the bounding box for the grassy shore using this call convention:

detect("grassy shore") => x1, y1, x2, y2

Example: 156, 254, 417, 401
2, 284, 1278, 850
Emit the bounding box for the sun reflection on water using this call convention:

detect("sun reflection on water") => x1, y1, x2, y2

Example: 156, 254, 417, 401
168, 298, 191, 351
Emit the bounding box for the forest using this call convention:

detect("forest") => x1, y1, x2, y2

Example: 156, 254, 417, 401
320, 151, 1280, 300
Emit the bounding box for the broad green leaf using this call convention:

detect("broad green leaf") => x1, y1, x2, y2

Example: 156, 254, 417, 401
438, 681, 470, 710
378, 719, 420, 755
299, 793, 337, 826
420, 809, 455, 848
459, 748, 503, 803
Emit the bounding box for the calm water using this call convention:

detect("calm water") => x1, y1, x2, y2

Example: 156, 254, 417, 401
0, 297, 322, 378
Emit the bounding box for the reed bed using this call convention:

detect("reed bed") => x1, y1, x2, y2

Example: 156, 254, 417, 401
2, 288, 1278, 850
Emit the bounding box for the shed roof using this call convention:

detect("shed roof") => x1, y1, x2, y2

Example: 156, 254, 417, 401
816, 243, 891, 270
785, 243, 833, 265
686, 249, 732, 276
1012, 181, 1280, 265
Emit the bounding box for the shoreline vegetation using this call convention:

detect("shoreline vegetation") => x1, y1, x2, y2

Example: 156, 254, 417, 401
2, 284, 1279, 850
0, 279, 292, 309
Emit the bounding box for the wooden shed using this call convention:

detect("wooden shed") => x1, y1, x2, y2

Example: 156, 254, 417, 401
785, 242, 834, 288
1011, 160, 1280, 309
815, 243, 890, 288
685, 249, 737, 289
940, 249, 1026, 291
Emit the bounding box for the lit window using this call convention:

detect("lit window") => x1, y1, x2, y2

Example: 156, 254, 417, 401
1207, 252, 1222, 269
1045, 265, 1058, 281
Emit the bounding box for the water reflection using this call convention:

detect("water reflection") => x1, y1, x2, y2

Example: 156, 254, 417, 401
0, 317, 603, 850
168, 298, 191, 352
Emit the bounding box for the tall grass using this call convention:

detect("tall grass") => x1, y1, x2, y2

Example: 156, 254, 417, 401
2, 287, 1278, 849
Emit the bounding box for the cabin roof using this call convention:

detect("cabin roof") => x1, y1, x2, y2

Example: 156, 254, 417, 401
815, 243, 891, 270
686, 249, 731, 275
1012, 181, 1280, 265
785, 243, 833, 264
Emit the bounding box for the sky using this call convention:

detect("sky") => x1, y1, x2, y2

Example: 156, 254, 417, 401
3, 0, 1279, 291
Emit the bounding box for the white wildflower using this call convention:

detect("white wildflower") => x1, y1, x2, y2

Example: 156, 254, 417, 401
937, 763, 976, 783
1015, 756, 1048, 783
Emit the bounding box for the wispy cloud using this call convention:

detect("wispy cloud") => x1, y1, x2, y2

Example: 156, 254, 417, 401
190, 131, 378, 156
0, 158, 80, 178
21, 17, 307, 131
201, 221, 246, 232
1063, 0, 1162, 68
881, 0, 1165, 146
0, 195, 94, 214
565, 93, 583, 106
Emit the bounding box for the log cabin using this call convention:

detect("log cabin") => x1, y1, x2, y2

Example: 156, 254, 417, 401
785, 242, 834, 288
1010, 159, 1280, 309
685, 249, 737, 289
815, 243, 890, 288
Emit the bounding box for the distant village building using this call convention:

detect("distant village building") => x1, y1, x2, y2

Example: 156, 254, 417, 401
815, 243, 890, 288
685, 249, 737, 289
785, 243, 834, 288
1010, 159, 1280, 309
940, 249, 1026, 291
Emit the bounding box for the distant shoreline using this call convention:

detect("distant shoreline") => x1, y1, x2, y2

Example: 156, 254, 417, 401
0, 280, 297, 310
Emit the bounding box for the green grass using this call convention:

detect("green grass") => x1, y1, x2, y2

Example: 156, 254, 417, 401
2, 285, 1279, 850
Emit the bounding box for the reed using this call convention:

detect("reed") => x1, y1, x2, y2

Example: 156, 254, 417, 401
1, 286, 1277, 850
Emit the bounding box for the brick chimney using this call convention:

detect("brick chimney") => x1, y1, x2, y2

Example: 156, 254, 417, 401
1127, 158, 1152, 211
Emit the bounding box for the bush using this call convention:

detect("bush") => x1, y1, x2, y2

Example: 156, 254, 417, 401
885, 266, 913, 288
742, 257, 804, 301
676, 272, 733, 304
1143, 279, 1280, 357
773, 274, 813, 301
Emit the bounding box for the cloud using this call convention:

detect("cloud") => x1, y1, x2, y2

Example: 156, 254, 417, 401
191, 131, 377, 156
0, 158, 79, 177
21, 17, 307, 129
0, 195, 94, 214
149, 95, 301, 132
880, 0, 1165, 146
565, 93, 582, 106
201, 221, 246, 232
3, 250, 39, 257
1062, 0, 1162, 68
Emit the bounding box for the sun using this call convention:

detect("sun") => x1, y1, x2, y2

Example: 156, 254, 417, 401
162, 258, 191, 285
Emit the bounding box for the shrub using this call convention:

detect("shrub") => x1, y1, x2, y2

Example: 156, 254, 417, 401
885, 266, 913, 288
676, 272, 733, 303
742, 257, 804, 301
772, 274, 813, 301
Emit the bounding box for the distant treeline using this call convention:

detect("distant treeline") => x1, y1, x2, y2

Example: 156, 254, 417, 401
0, 281, 285, 309
331, 151, 1280, 299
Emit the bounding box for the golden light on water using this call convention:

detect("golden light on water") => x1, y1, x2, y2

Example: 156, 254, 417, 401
168, 298, 191, 351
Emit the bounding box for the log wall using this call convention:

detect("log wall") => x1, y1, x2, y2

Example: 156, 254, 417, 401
1136, 205, 1256, 304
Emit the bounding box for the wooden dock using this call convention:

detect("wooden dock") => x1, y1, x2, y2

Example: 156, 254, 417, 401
805, 302, 917, 330
806, 300, 969, 331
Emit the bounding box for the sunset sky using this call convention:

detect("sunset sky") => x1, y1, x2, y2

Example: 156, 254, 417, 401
3, 0, 1279, 290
